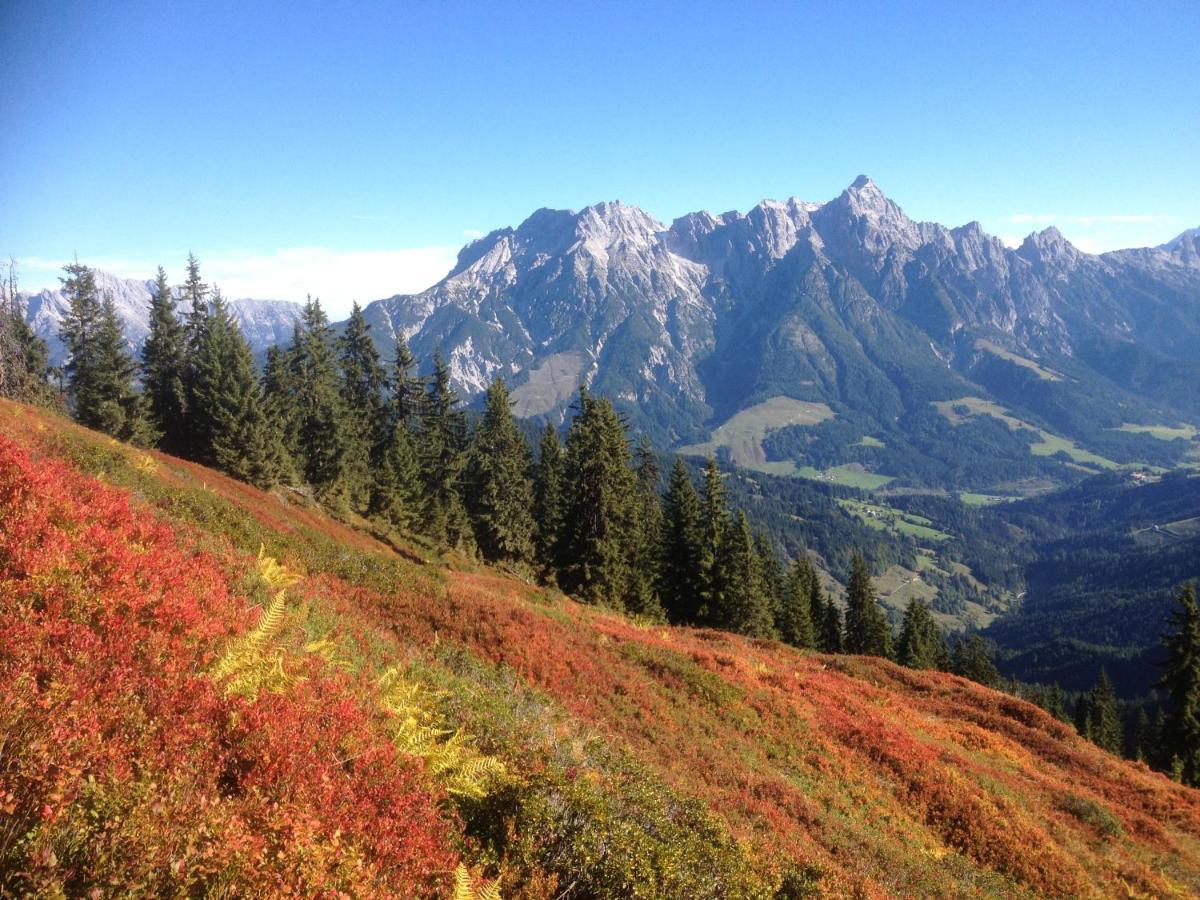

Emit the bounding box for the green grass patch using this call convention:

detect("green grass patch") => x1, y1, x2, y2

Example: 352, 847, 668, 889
678, 396, 834, 469
796, 464, 893, 490
1030, 432, 1119, 469
958, 492, 1018, 506
1112, 423, 1198, 441
974, 339, 1062, 381
837, 499, 950, 541
857, 435, 886, 448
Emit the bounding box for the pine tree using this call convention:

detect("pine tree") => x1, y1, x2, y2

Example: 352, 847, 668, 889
754, 530, 786, 630
532, 422, 565, 580
289, 297, 352, 502
627, 436, 665, 619
897, 599, 949, 670
262, 344, 300, 454
419, 349, 473, 550
779, 556, 818, 649
391, 333, 425, 426
712, 511, 775, 638
371, 418, 423, 531
190, 289, 288, 487
843, 554, 892, 658
1080, 668, 1123, 755
181, 252, 209, 357
141, 266, 189, 451
558, 387, 640, 607
338, 302, 390, 512
819, 595, 844, 653
951, 635, 999, 687
1132, 708, 1155, 763
657, 458, 704, 625
1159, 582, 1200, 785
697, 456, 729, 625
0, 258, 55, 406
465, 377, 535, 566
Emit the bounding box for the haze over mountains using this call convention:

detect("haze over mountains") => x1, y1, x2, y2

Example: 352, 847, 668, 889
24, 177, 1200, 492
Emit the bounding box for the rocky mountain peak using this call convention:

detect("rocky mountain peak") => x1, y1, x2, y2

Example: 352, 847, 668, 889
1018, 226, 1083, 268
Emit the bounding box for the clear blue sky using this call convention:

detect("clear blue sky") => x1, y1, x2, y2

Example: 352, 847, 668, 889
3, 0, 1197, 314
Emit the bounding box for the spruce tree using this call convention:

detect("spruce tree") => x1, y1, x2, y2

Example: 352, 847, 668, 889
1159, 582, 1200, 785
289, 297, 351, 502
465, 377, 535, 566
559, 387, 640, 607
843, 554, 892, 658
371, 418, 423, 531
532, 422, 565, 581
951, 635, 999, 687
141, 266, 189, 451
819, 596, 844, 653
391, 333, 425, 425
262, 344, 300, 453
657, 458, 704, 625
190, 289, 287, 487
754, 530, 786, 629
419, 349, 473, 550
628, 436, 665, 619
712, 511, 775, 638
897, 599, 949, 670
779, 557, 818, 649
1081, 669, 1123, 755
697, 456, 729, 624
338, 302, 390, 512
0, 260, 54, 406
58, 262, 102, 420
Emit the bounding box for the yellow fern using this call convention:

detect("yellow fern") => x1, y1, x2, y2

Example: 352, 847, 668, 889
452, 864, 502, 900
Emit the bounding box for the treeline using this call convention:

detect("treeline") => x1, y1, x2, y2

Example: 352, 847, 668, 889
0, 260, 58, 408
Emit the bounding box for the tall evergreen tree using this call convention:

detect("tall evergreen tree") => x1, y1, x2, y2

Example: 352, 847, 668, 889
897, 599, 949, 670
951, 634, 999, 687
559, 387, 640, 607
843, 555, 892, 658
1080, 669, 1123, 755
419, 349, 473, 550
712, 511, 775, 638
1159, 582, 1200, 785
657, 458, 704, 624
465, 377, 535, 566
190, 289, 287, 487
0, 259, 54, 406
819, 594, 844, 653
697, 456, 729, 625
532, 422, 565, 581
289, 297, 351, 501
262, 344, 300, 453
141, 266, 189, 451
338, 302, 390, 512
59, 264, 155, 445
779, 556, 818, 649
371, 417, 423, 531
754, 530, 786, 630
391, 333, 425, 426
628, 436, 665, 619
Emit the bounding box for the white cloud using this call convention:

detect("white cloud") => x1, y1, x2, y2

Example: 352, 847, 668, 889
463, 229, 485, 240
18, 246, 460, 319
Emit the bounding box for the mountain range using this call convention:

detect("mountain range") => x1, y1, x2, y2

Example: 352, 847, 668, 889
22, 177, 1200, 494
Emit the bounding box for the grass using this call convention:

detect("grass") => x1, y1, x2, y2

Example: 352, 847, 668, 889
958, 492, 1019, 507
1029, 432, 1119, 469
678, 396, 834, 469
1112, 423, 1199, 441
795, 464, 894, 490
837, 498, 951, 541
974, 339, 1062, 381
858, 436, 886, 448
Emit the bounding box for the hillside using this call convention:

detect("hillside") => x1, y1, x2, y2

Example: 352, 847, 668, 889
4, 398, 1200, 898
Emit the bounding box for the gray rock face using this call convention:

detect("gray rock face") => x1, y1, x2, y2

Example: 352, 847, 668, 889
359, 178, 1200, 446
19, 272, 303, 365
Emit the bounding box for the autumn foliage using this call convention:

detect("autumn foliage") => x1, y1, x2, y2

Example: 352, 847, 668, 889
3, 399, 1200, 898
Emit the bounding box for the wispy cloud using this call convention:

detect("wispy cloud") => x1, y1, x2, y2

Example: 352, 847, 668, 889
462, 229, 485, 240
17, 246, 460, 318
1008, 213, 1159, 226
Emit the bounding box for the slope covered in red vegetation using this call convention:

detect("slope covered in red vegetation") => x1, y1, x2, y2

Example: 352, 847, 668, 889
3, 398, 1200, 898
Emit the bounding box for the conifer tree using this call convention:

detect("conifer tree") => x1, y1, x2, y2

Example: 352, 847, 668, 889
897, 599, 949, 670
371, 418, 423, 531
559, 387, 640, 607
289, 296, 351, 501
181, 253, 209, 359
141, 266, 189, 451
338, 302, 390, 512
0, 259, 54, 406
1132, 709, 1155, 763
951, 634, 999, 687
843, 554, 892, 658
59, 264, 155, 445
1159, 582, 1200, 785
419, 349, 473, 550
779, 557, 818, 649
628, 436, 665, 619
262, 344, 300, 452
656, 458, 704, 624
1080, 669, 1123, 755
819, 595, 844, 653
190, 289, 287, 487
712, 511, 775, 638
391, 333, 425, 425
532, 422, 565, 580
754, 530, 786, 628
465, 377, 535, 566
697, 456, 729, 624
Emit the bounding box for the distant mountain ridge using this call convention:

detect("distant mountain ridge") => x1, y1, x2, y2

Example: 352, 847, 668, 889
19, 269, 302, 364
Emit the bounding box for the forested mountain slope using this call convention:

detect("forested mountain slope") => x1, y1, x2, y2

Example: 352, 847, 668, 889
3, 398, 1199, 898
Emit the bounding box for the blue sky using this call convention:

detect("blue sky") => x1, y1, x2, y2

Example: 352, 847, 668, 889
2, 0, 1197, 316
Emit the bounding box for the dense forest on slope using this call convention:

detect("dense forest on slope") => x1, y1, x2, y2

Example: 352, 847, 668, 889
3, 400, 1200, 897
